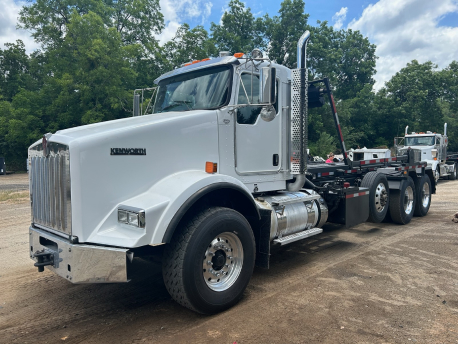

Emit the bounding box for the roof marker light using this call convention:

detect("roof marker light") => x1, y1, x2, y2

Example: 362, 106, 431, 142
234, 53, 244, 58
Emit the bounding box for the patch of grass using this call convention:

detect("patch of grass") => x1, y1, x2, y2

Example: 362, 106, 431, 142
0, 190, 30, 203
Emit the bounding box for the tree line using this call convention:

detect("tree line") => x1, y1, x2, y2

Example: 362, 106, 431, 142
0, 0, 457, 170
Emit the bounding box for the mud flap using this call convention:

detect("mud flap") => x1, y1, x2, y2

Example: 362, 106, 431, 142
327, 188, 370, 228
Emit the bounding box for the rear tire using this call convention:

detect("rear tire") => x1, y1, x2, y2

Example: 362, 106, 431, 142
448, 163, 457, 180
414, 174, 431, 217
162, 207, 255, 314
360, 172, 390, 223
389, 177, 416, 225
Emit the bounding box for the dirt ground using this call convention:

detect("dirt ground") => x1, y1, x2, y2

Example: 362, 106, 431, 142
1, 174, 458, 344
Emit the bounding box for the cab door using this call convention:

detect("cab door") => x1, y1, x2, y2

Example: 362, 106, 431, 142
235, 72, 281, 174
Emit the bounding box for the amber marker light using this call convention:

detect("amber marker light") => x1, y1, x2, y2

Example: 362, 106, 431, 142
206, 162, 217, 173
234, 53, 244, 58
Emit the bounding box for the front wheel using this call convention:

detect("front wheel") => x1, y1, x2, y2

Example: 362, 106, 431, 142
414, 174, 431, 217
448, 163, 457, 180
162, 207, 255, 314
434, 166, 440, 183
389, 177, 416, 225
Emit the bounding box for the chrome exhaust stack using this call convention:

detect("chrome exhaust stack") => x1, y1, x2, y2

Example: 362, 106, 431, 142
287, 30, 310, 192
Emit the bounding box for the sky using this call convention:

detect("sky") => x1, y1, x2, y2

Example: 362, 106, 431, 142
1, 0, 457, 90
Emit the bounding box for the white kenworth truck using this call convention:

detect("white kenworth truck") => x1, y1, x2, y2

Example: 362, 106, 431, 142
395, 124, 458, 182
28, 31, 436, 314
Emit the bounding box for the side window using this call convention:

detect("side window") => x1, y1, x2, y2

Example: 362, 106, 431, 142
236, 73, 278, 125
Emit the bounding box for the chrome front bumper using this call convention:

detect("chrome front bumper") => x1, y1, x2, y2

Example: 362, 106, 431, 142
29, 226, 131, 283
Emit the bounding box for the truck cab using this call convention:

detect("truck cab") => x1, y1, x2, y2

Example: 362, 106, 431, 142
395, 124, 456, 182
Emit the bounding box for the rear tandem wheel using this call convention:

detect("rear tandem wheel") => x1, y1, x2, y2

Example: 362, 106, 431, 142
414, 174, 431, 217
360, 172, 390, 223
389, 176, 416, 225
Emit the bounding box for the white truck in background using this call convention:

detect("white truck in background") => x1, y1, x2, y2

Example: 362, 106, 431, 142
395, 124, 458, 182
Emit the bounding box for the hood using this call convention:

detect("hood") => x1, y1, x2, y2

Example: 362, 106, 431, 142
29, 110, 220, 244
30, 110, 212, 148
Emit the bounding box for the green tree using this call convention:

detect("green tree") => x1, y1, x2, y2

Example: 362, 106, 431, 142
307, 22, 377, 99
264, 0, 309, 68
375, 60, 443, 140
164, 24, 217, 69
210, 0, 267, 54
18, 0, 164, 50
309, 131, 336, 158
0, 40, 31, 101
440, 61, 458, 151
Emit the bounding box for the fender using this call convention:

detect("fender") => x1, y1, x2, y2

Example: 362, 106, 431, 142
430, 160, 439, 171
163, 181, 261, 243
87, 171, 258, 247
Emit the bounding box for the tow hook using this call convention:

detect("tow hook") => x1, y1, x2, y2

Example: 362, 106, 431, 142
33, 250, 55, 272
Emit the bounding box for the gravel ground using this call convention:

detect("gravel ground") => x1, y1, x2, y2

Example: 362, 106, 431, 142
0, 173, 29, 191
0, 174, 457, 343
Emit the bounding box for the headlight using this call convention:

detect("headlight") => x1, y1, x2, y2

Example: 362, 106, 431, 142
118, 210, 128, 223
118, 207, 145, 228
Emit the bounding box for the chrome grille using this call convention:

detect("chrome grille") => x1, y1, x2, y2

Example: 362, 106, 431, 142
29, 142, 71, 235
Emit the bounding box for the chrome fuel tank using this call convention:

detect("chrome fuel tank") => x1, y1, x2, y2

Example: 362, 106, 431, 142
257, 190, 328, 241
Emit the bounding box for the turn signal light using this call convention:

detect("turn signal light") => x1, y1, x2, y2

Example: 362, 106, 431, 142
234, 53, 244, 58
206, 162, 217, 173
434, 157, 437, 160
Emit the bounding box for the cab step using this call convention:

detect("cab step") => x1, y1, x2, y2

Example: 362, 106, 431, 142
273, 227, 323, 246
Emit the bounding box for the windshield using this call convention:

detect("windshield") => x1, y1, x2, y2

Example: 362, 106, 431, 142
153, 66, 232, 113
405, 136, 435, 146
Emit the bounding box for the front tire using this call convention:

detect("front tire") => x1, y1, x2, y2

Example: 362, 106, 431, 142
389, 177, 416, 224
414, 174, 431, 217
434, 166, 440, 183
448, 163, 457, 180
360, 172, 390, 223
162, 207, 255, 314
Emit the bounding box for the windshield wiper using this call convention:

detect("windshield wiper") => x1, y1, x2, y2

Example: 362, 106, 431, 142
160, 100, 192, 112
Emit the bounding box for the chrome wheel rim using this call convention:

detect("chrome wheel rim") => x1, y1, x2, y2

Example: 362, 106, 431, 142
203, 232, 243, 292
422, 182, 430, 208
403, 186, 414, 215
374, 182, 388, 213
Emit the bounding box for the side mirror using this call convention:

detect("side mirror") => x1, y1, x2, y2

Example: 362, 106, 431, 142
259, 67, 276, 104
307, 84, 325, 108
133, 94, 140, 116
